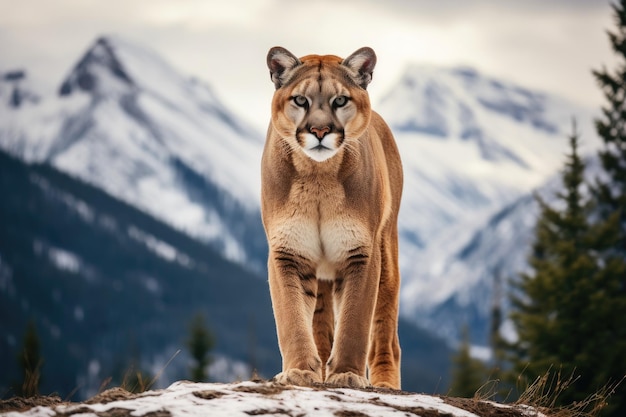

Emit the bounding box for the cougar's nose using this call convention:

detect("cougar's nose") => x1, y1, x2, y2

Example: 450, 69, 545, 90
310, 126, 331, 140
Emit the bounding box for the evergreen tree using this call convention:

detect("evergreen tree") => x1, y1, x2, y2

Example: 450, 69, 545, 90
589, 1, 626, 414
489, 269, 505, 372
509, 124, 624, 414
449, 326, 488, 398
187, 313, 215, 382
17, 320, 43, 397
489, 268, 509, 401
593, 0, 626, 258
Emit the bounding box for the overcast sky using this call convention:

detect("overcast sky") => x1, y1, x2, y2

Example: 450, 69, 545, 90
0, 0, 617, 131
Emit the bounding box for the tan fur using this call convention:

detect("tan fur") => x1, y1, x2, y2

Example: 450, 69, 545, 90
261, 47, 403, 389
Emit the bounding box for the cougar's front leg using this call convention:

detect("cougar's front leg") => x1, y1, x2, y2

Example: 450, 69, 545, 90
313, 280, 334, 380
368, 228, 401, 389
268, 249, 323, 386
325, 245, 380, 388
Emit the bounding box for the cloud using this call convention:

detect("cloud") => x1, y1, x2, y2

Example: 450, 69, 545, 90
355, 0, 608, 17
0, 0, 617, 130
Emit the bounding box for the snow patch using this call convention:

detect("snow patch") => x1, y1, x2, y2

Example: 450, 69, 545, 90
48, 247, 81, 273
127, 226, 194, 268
0, 254, 15, 297
141, 276, 161, 294
470, 345, 492, 362
29, 174, 95, 223
74, 306, 84, 322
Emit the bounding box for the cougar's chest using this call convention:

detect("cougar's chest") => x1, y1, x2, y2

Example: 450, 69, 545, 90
270, 177, 368, 279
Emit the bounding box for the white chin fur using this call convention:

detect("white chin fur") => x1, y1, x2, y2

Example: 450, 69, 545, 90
301, 133, 340, 162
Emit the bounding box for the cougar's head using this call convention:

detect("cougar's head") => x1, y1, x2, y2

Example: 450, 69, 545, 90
267, 46, 376, 163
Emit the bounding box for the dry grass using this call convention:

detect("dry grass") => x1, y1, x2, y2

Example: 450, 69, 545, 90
473, 378, 506, 402
101, 349, 181, 395
449, 366, 623, 417
511, 368, 622, 417
20, 366, 41, 398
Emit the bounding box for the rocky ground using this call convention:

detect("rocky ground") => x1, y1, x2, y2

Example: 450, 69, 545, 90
0, 380, 545, 417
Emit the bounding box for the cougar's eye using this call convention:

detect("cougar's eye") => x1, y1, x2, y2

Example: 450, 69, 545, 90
293, 95, 308, 108
333, 96, 349, 108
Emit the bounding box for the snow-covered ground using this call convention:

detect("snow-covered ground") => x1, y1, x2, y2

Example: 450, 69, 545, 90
0, 380, 545, 417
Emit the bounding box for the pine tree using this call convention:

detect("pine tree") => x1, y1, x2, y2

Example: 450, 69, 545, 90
593, 0, 626, 259
449, 326, 488, 398
589, 1, 626, 414
509, 123, 612, 409
187, 313, 215, 382
489, 269, 509, 401
490, 269, 505, 373
17, 320, 43, 397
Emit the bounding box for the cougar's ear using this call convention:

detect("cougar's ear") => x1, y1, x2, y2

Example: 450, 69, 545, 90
342, 47, 377, 89
267, 47, 301, 89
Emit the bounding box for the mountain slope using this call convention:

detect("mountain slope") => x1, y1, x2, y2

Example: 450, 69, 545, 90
0, 35, 599, 357
0, 150, 452, 399
380, 65, 600, 345
0, 149, 278, 399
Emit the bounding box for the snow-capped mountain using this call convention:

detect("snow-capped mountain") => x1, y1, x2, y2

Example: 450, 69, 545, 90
0, 36, 266, 270
0, 36, 600, 351
382, 65, 600, 346
401, 154, 605, 348
379, 65, 597, 254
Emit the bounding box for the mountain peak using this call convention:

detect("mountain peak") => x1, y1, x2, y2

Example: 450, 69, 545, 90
56, 34, 215, 111
379, 64, 564, 140
59, 36, 134, 96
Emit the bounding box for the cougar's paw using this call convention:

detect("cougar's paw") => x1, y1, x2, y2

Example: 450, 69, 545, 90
325, 371, 370, 388
372, 381, 398, 390
273, 369, 323, 386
